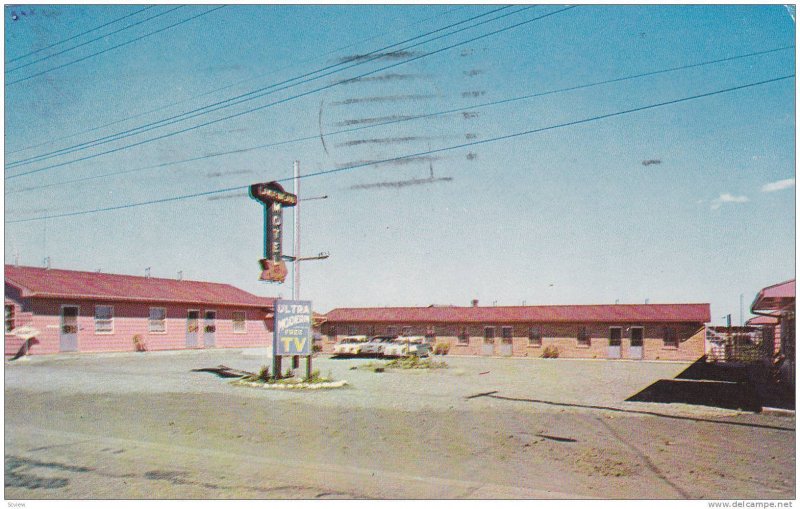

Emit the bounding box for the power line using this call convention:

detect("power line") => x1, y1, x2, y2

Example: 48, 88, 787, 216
5, 5, 470, 157
5, 5, 158, 65
6, 43, 791, 195
5, 5, 225, 86
6, 74, 793, 224
6, 5, 522, 169
6, 6, 185, 73
5, 6, 575, 180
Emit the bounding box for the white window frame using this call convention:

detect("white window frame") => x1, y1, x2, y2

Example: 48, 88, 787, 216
94, 305, 114, 335
149, 307, 167, 334
232, 311, 247, 334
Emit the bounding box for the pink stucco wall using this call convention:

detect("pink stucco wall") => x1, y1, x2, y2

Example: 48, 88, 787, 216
4, 296, 272, 356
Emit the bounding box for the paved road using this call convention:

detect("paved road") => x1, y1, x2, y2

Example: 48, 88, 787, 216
5, 350, 796, 499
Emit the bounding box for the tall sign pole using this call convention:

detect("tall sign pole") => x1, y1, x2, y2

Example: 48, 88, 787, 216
293, 160, 300, 301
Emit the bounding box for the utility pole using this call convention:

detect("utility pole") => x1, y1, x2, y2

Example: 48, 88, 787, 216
740, 293, 744, 327
293, 160, 300, 300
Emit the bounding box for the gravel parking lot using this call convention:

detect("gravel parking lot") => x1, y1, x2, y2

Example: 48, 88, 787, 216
5, 349, 796, 499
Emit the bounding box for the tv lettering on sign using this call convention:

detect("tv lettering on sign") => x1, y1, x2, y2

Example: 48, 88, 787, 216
274, 300, 312, 356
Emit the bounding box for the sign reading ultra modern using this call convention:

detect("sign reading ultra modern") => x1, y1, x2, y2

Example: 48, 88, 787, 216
274, 299, 312, 355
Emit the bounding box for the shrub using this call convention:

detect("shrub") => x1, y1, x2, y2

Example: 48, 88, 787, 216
385, 357, 448, 370
312, 343, 322, 353
133, 335, 147, 352
433, 342, 451, 355
542, 345, 559, 359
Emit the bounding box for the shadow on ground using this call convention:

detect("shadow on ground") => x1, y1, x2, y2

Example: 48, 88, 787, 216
626, 358, 795, 412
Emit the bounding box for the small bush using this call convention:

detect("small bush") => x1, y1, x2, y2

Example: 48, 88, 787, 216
433, 342, 451, 355
303, 368, 333, 383
385, 357, 448, 370
542, 345, 559, 359
312, 343, 322, 353
133, 335, 147, 352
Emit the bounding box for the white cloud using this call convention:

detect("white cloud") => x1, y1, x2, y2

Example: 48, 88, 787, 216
761, 178, 795, 193
710, 193, 749, 210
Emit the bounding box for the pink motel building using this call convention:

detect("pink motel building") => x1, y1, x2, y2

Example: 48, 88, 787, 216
321, 301, 712, 361
4, 265, 275, 356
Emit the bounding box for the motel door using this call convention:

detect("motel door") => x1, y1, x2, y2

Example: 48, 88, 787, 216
60, 305, 79, 352
186, 310, 199, 348
499, 327, 513, 356
629, 327, 644, 360
608, 327, 622, 359
482, 328, 495, 356
203, 311, 216, 348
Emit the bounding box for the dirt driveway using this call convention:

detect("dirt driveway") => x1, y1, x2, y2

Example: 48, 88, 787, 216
4, 350, 796, 499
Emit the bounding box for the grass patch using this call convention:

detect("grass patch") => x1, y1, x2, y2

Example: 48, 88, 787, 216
358, 357, 448, 371
240, 366, 335, 384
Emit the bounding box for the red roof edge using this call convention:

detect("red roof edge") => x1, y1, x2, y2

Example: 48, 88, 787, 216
751, 279, 796, 313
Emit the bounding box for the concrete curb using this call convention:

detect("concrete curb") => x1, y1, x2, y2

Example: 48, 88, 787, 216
760, 407, 796, 417
232, 379, 348, 390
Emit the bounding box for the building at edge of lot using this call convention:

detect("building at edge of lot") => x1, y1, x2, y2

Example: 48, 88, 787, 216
746, 279, 795, 390
4, 265, 275, 356
320, 301, 711, 361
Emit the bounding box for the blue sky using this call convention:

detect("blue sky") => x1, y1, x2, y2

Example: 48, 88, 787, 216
3, 4, 796, 323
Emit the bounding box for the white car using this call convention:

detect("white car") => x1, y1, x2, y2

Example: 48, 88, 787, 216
360, 336, 397, 357
332, 335, 369, 356
382, 336, 431, 358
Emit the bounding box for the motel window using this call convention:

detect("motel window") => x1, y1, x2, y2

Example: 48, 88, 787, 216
94, 305, 114, 334
577, 327, 590, 347
402, 326, 413, 336
529, 326, 542, 347
328, 325, 336, 336
484, 326, 495, 343
5, 305, 14, 333
386, 326, 397, 337
232, 311, 247, 333
348, 325, 358, 336
367, 325, 375, 336
663, 327, 678, 348
149, 307, 167, 333
458, 328, 469, 345
501, 326, 513, 341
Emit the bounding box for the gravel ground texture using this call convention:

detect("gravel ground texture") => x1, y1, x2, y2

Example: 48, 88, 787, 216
5, 349, 796, 500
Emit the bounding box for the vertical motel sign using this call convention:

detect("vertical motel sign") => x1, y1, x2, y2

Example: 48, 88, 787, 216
249, 181, 297, 283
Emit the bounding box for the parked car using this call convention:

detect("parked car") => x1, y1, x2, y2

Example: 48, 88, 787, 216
332, 335, 369, 356
360, 335, 398, 357
382, 336, 431, 358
